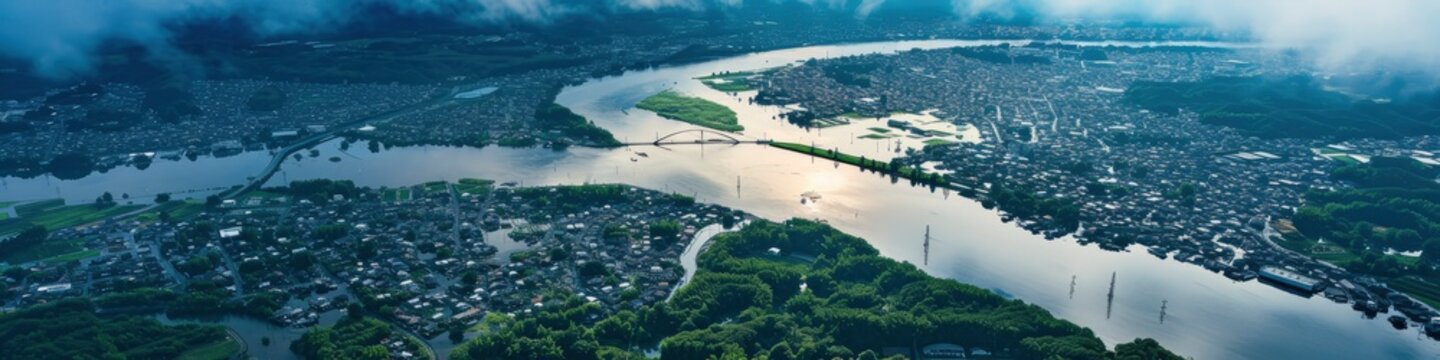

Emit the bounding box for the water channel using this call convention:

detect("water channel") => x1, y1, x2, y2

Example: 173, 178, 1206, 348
3, 39, 1435, 359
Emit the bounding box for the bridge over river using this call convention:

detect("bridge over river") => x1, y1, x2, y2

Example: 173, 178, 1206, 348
618, 129, 771, 146
230, 128, 763, 200
220, 92, 466, 198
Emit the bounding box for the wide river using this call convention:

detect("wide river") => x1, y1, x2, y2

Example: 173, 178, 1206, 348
3, 39, 1435, 359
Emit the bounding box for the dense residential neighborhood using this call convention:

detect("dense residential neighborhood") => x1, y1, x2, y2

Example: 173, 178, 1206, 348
0, 19, 1214, 179
754, 44, 1440, 324
1, 179, 741, 357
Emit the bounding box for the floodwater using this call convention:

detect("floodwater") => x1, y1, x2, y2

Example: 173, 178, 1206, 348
3, 39, 1435, 359
483, 226, 535, 265
156, 313, 308, 360
672, 222, 745, 301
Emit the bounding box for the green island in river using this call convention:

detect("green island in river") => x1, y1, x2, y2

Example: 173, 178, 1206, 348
695, 67, 785, 92
636, 90, 744, 132
696, 71, 760, 92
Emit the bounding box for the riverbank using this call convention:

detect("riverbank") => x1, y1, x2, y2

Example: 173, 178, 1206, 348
769, 141, 952, 187
453, 218, 1184, 359
669, 221, 747, 301
0, 199, 143, 238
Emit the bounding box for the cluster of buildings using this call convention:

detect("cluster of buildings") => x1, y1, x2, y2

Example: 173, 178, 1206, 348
752, 43, 1440, 323
351, 19, 1227, 151
0, 13, 1230, 179
1, 180, 741, 345
360, 71, 580, 148
0, 79, 437, 176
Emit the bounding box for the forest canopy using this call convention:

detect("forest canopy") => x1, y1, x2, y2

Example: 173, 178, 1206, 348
449, 219, 1179, 360
1124, 76, 1440, 139
0, 299, 228, 360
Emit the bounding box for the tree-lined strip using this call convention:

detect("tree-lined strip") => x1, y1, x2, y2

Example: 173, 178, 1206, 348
769, 141, 950, 186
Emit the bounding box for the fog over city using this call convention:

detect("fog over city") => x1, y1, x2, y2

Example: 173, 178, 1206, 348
1, 0, 1435, 80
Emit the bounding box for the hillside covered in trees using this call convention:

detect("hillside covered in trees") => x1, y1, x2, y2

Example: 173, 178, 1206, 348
449, 219, 1179, 359
1294, 157, 1440, 258
1289, 157, 1440, 307
1124, 76, 1440, 139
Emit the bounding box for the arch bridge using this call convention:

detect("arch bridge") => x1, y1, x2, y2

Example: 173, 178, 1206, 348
623, 129, 769, 146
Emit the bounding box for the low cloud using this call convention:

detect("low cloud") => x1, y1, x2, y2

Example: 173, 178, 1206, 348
949, 0, 1440, 78
2, 0, 1437, 81
0, 0, 742, 77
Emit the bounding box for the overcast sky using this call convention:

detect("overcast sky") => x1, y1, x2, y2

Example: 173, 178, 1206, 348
1, 0, 1435, 80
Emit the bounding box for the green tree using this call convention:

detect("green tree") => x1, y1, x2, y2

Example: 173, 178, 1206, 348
650, 220, 681, 249
462, 271, 479, 287
1423, 241, 1440, 265
450, 325, 466, 344
857, 350, 880, 360
1114, 338, 1184, 360
581, 261, 609, 278
179, 255, 213, 276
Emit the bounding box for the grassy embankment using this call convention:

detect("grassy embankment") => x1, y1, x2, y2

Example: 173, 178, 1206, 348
769, 142, 950, 187
176, 334, 241, 360
695, 66, 788, 92
635, 90, 743, 132
0, 199, 142, 237
382, 178, 492, 202
696, 72, 758, 92
1390, 277, 1440, 309
382, 188, 412, 202
135, 200, 208, 223
924, 138, 959, 146
0, 237, 94, 264
0, 199, 146, 264
455, 178, 495, 197
422, 181, 450, 195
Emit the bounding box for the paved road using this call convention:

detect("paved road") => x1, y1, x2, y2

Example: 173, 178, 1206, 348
216, 244, 246, 297
668, 221, 745, 301
225, 89, 467, 199
143, 233, 189, 290
448, 183, 462, 247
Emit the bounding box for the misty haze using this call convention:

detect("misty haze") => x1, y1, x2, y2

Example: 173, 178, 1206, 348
1, 1, 1439, 360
